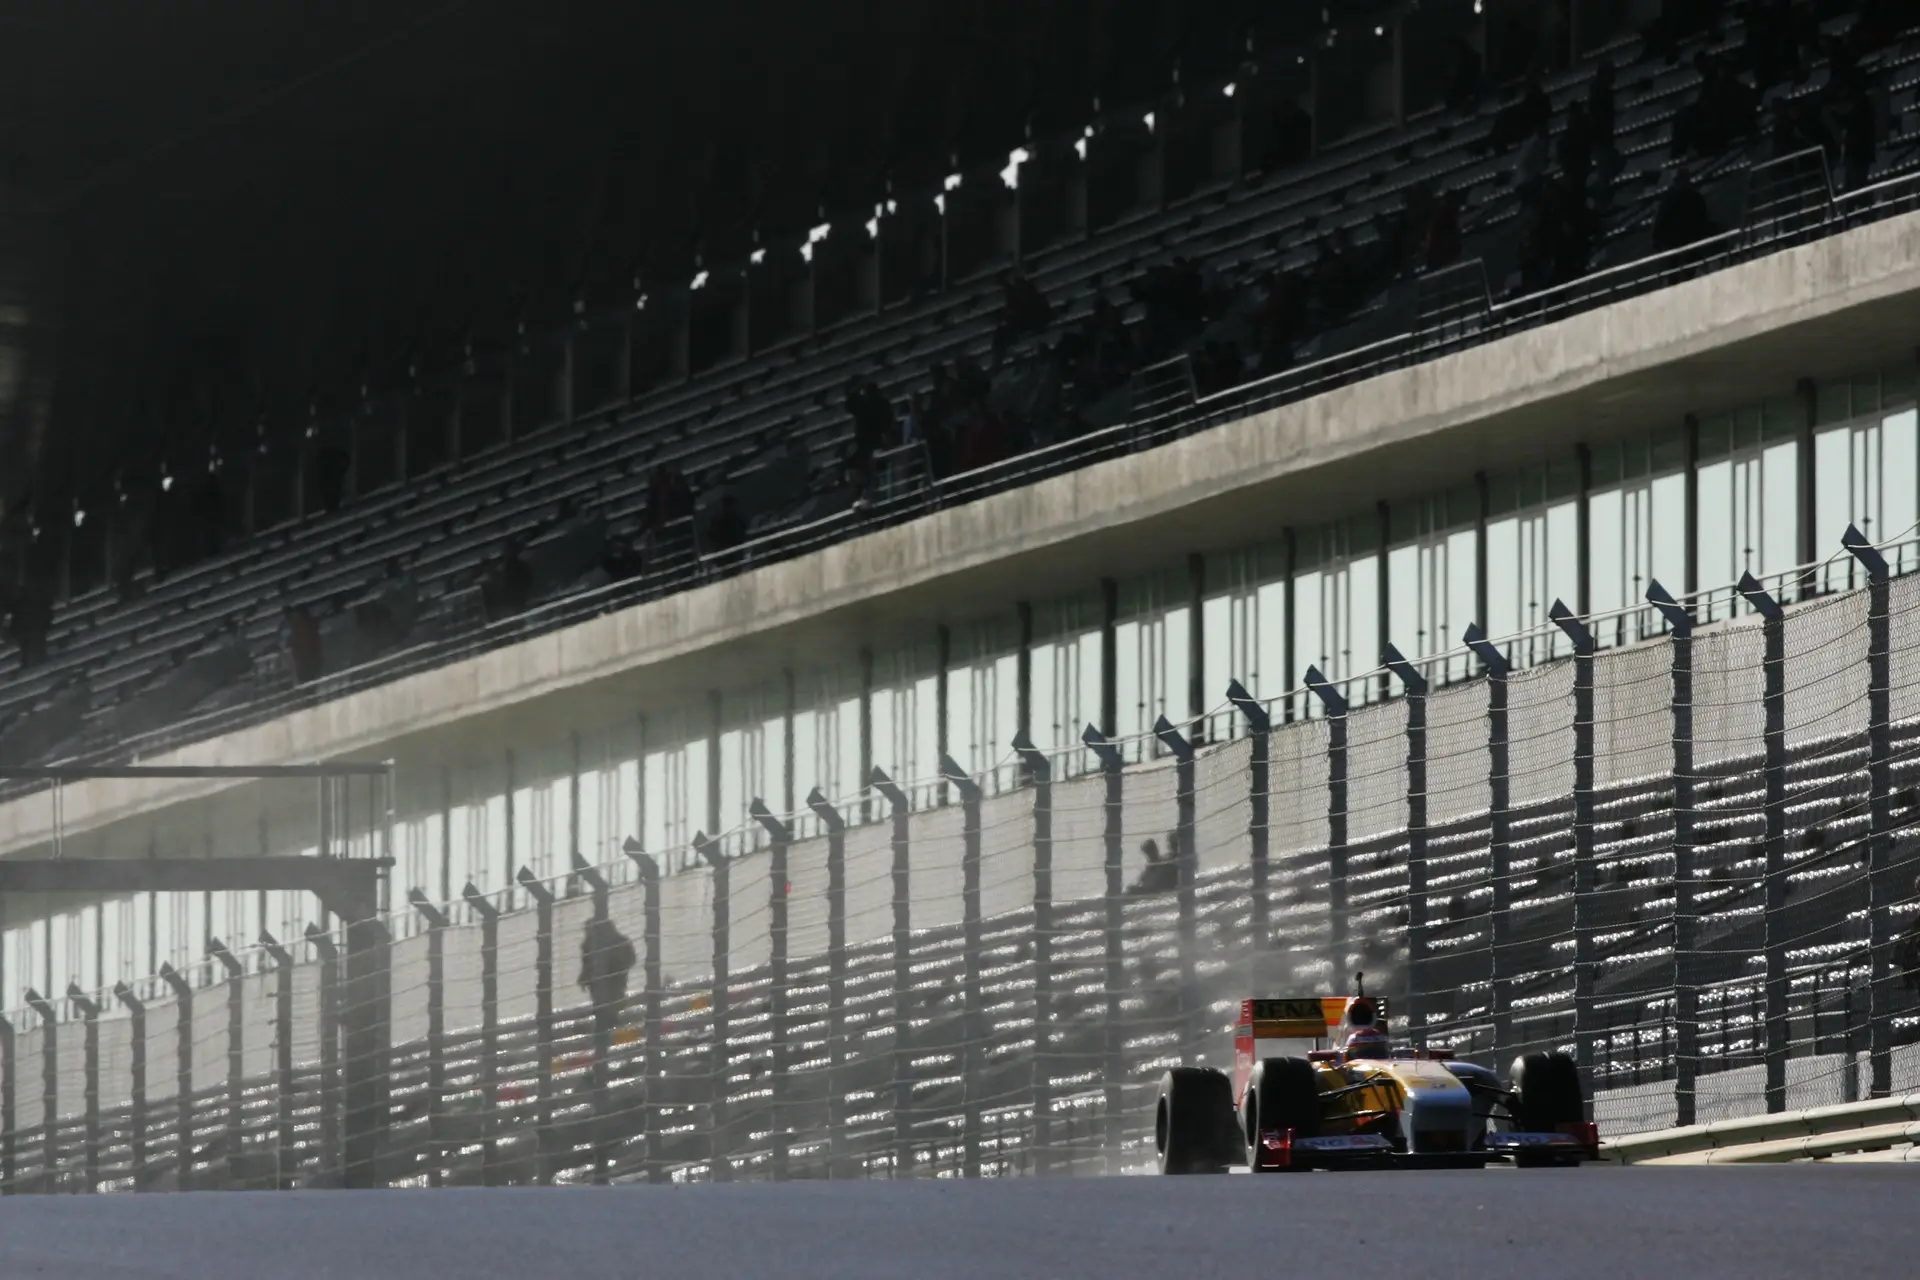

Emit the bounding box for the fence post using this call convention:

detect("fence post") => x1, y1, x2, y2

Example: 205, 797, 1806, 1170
0, 1012, 13, 1193
1384, 645, 1430, 1046
112, 985, 147, 1190
1845, 527, 1894, 1099
1463, 625, 1512, 1062
158, 963, 193, 1191
24, 990, 57, 1189
403, 895, 447, 1187
1739, 572, 1789, 1114
751, 800, 793, 1181
870, 769, 914, 1177
940, 756, 985, 1178
207, 939, 244, 1184
66, 985, 100, 1192
1306, 667, 1350, 982
693, 832, 731, 1183
1083, 725, 1126, 1176
1647, 584, 1698, 1125
458, 885, 501, 1185
1550, 602, 1596, 1097
569, 853, 616, 1186
515, 866, 558, 1184
620, 844, 665, 1183
1012, 734, 1053, 1175
1153, 717, 1201, 1061
1227, 681, 1272, 957
803, 791, 848, 1176
260, 933, 298, 1188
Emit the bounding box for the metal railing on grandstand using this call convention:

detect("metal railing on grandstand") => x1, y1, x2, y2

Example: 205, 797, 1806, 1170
6, 527, 1920, 1191
15, 154, 1920, 794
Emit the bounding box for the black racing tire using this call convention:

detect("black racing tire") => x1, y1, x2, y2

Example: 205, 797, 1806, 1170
1243, 1057, 1321, 1172
1156, 1067, 1236, 1174
1508, 1050, 1585, 1134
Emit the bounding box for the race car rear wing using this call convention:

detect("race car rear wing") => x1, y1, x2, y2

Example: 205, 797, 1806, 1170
1237, 996, 1390, 1039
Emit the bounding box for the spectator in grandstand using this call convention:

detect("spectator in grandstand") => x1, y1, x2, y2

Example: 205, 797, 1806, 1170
1261, 96, 1315, 174
1559, 100, 1595, 198
280, 598, 323, 683
844, 377, 896, 467
992, 270, 1054, 363
579, 914, 638, 1017
6, 574, 52, 670
645, 461, 695, 532
1839, 85, 1879, 191
705, 492, 748, 553
484, 536, 536, 623
1423, 190, 1463, 273
1128, 836, 1179, 896
1444, 36, 1485, 112
1490, 75, 1551, 153
1651, 169, 1719, 253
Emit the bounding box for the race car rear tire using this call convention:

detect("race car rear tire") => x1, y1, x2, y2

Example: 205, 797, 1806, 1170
1508, 1050, 1585, 1134
1243, 1057, 1320, 1172
1156, 1067, 1235, 1174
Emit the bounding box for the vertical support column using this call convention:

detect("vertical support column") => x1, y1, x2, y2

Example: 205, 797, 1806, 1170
1153, 717, 1200, 1059
158, 964, 194, 1191
458, 887, 501, 1184
1845, 527, 1893, 1099
751, 801, 793, 1181
694, 833, 732, 1182
1739, 573, 1789, 1113
1384, 646, 1430, 1046
942, 757, 984, 1178
1306, 667, 1350, 981
208, 940, 245, 1183
805, 791, 848, 1176
66, 986, 100, 1192
113, 985, 146, 1189
569, 854, 615, 1186
24, 990, 56, 1188
1016, 602, 1034, 749
340, 911, 393, 1191
1100, 579, 1119, 737
1464, 625, 1512, 1062
1648, 583, 1698, 1126
871, 771, 914, 1176
620, 845, 665, 1183
1228, 682, 1272, 956
261, 933, 298, 1187
516, 867, 558, 1183
1083, 726, 1125, 1176
1550, 602, 1596, 1091
404, 896, 447, 1187
1013, 735, 1053, 1175
0, 1013, 13, 1193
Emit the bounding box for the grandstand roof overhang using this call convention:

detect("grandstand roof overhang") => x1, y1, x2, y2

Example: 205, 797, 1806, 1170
3, 208, 1920, 865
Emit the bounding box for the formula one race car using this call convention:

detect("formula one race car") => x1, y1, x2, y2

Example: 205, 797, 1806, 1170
1155, 976, 1599, 1172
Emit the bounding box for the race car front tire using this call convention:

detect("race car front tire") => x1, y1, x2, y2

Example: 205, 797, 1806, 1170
1243, 1057, 1320, 1172
1156, 1067, 1235, 1174
1508, 1050, 1585, 1136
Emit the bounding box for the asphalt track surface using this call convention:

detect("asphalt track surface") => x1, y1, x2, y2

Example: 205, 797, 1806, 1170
0, 1167, 1913, 1279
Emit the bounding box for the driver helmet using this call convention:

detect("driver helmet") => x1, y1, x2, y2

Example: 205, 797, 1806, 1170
1344, 1025, 1392, 1059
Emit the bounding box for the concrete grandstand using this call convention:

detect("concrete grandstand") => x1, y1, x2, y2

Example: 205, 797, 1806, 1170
4, 0, 1920, 1190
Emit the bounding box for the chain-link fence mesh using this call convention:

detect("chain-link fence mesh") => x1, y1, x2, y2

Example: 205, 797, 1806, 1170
13, 572, 1920, 1189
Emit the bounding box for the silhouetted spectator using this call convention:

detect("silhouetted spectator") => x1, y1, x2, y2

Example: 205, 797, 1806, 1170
992, 270, 1053, 360
1840, 87, 1878, 191
1491, 76, 1551, 151
1263, 97, 1315, 172
1445, 37, 1485, 112
282, 602, 322, 683
8, 576, 51, 670
1652, 170, 1718, 252
579, 915, 638, 1015
1424, 191, 1463, 272
487, 537, 535, 622
1587, 61, 1616, 152
1127, 838, 1178, 896
845, 378, 895, 466
315, 442, 351, 514
645, 462, 695, 533
706, 493, 747, 552
1559, 100, 1594, 196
